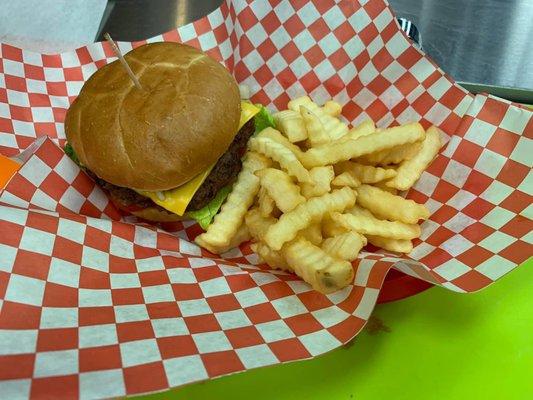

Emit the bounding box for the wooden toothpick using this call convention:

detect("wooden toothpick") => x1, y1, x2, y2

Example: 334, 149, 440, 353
104, 33, 143, 90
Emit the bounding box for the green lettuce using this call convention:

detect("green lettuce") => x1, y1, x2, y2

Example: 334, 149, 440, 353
186, 185, 232, 230
64, 143, 80, 166
254, 104, 276, 132
188, 108, 276, 230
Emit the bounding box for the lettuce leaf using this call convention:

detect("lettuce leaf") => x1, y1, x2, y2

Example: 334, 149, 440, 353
64, 143, 80, 166
254, 104, 276, 132
188, 108, 276, 230
186, 185, 232, 230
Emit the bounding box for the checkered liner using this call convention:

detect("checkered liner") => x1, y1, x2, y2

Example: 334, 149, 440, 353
0, 0, 531, 398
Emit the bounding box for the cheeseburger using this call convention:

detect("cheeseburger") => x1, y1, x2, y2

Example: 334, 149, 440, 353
65, 42, 274, 228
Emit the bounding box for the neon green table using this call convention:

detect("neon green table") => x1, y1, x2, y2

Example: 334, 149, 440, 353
139, 259, 531, 399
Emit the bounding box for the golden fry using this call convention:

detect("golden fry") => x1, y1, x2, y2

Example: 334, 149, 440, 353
356, 184, 429, 224
331, 207, 421, 240
331, 171, 361, 188
300, 166, 335, 198
226, 224, 251, 250
290, 97, 348, 143
300, 106, 330, 146
288, 96, 343, 119
374, 181, 398, 195
251, 242, 290, 271
335, 161, 396, 184
314, 109, 348, 141
300, 223, 323, 246
386, 126, 443, 190
195, 223, 251, 255
283, 237, 354, 294
257, 127, 305, 161
301, 123, 425, 168
195, 152, 271, 250
323, 100, 342, 117
248, 136, 311, 183
272, 110, 308, 143
265, 187, 356, 250
258, 186, 276, 217
287, 96, 317, 113
256, 168, 305, 213
322, 214, 349, 237
366, 235, 413, 254
362, 141, 423, 165
342, 119, 375, 141
380, 141, 422, 165
322, 231, 366, 262
244, 208, 277, 241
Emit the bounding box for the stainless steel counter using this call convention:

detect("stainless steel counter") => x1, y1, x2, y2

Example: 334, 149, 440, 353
388, 0, 533, 99
98, 0, 533, 99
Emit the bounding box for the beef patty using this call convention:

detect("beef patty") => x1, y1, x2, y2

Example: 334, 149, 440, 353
88, 118, 256, 213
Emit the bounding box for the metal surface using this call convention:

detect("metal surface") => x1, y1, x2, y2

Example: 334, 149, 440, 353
388, 0, 533, 91
98, 0, 533, 96
97, 0, 222, 42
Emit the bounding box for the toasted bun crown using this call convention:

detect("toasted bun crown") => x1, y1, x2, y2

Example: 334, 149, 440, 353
66, 42, 241, 191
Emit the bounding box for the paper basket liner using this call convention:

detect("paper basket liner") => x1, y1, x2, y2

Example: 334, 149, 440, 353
0, 0, 531, 398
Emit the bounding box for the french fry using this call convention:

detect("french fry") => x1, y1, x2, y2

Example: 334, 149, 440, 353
272, 110, 308, 143
362, 141, 423, 166
283, 237, 354, 294
322, 231, 366, 262
195, 152, 271, 251
265, 187, 356, 250
323, 100, 342, 117
244, 208, 277, 241
300, 106, 330, 146
248, 136, 311, 183
251, 242, 290, 271
331, 171, 361, 188
386, 126, 443, 190
303, 104, 349, 142
300, 166, 335, 198
300, 223, 323, 246
379, 141, 422, 165
342, 119, 375, 141
356, 184, 429, 224
258, 187, 276, 217
301, 123, 425, 168
195, 223, 251, 255
288, 96, 342, 119
314, 109, 348, 141
257, 127, 305, 161
322, 214, 349, 237
335, 161, 396, 184
366, 235, 413, 254
290, 96, 348, 142
256, 168, 305, 213
288, 96, 317, 113
193, 96, 441, 294
225, 224, 251, 251
331, 208, 420, 240
374, 181, 398, 195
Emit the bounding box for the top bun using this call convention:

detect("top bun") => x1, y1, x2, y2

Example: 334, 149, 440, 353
65, 42, 241, 191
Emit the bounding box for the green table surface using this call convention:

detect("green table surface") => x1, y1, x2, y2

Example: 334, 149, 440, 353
140, 259, 532, 400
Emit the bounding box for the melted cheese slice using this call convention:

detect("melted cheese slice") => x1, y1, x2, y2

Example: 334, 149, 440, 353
139, 101, 260, 216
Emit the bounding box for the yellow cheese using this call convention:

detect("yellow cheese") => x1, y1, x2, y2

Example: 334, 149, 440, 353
139, 101, 261, 216
239, 101, 261, 130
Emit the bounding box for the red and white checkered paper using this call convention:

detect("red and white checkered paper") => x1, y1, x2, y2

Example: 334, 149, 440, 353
0, 0, 531, 398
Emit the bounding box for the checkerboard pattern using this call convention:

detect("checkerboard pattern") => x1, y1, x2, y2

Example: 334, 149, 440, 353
0, 0, 531, 398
